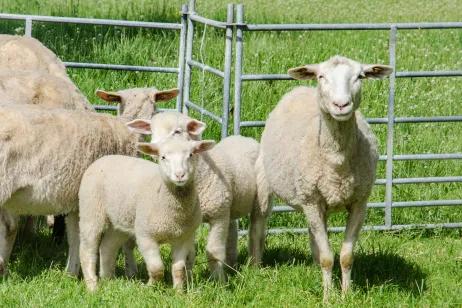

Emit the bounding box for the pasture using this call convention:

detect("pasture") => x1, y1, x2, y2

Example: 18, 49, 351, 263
0, 0, 461, 306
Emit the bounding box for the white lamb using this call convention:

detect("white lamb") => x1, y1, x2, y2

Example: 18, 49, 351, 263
127, 112, 271, 281
259, 55, 392, 300
79, 138, 216, 291
0, 87, 178, 276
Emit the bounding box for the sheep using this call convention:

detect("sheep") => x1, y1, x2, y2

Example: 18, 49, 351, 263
79, 138, 216, 291
126, 112, 272, 281
258, 55, 392, 300
0, 69, 93, 111
0, 87, 179, 276
0, 34, 68, 79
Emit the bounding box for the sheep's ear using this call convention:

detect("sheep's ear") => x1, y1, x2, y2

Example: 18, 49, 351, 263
192, 140, 215, 154
95, 90, 122, 103
150, 88, 179, 103
186, 119, 206, 136
361, 64, 393, 79
288, 65, 318, 80
126, 119, 152, 135
137, 142, 160, 156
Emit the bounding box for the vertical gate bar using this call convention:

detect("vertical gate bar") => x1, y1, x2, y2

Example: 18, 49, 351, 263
385, 25, 397, 229
182, 0, 196, 115
25, 17, 32, 36
221, 4, 234, 138
176, 4, 188, 112
233, 4, 244, 135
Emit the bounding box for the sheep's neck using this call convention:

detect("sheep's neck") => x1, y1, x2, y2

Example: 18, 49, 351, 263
318, 110, 357, 169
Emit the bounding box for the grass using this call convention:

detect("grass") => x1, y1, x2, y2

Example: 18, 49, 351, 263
0, 0, 461, 306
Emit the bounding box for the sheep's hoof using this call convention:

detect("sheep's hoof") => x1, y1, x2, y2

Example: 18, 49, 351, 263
0, 261, 7, 277
85, 280, 98, 292
148, 271, 164, 285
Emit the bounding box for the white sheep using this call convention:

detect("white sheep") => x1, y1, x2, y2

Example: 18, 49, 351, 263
259, 55, 392, 300
79, 138, 216, 291
127, 112, 272, 281
0, 69, 93, 111
0, 87, 178, 276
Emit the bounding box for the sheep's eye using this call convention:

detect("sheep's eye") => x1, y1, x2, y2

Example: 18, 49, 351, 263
161, 156, 166, 160
358, 74, 366, 80
189, 153, 193, 158
318, 75, 324, 79
173, 129, 182, 135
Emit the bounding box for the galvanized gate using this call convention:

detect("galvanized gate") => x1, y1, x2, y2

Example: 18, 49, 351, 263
1, 0, 461, 233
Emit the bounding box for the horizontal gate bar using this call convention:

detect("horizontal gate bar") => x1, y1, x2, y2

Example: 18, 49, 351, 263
238, 222, 462, 236
187, 60, 225, 77
244, 22, 462, 31
184, 100, 223, 123
0, 13, 182, 29
374, 176, 462, 185
189, 14, 227, 29
378, 153, 462, 161
65, 62, 178, 73
272, 199, 462, 212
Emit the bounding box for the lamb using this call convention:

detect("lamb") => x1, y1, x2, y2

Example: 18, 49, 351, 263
0, 87, 179, 276
0, 34, 68, 79
258, 55, 392, 300
79, 138, 216, 291
126, 112, 272, 281
0, 69, 93, 111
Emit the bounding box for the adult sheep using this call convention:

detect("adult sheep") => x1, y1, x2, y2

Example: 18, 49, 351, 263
0, 87, 178, 276
259, 55, 392, 300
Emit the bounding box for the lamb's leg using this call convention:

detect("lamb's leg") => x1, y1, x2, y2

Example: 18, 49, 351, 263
99, 227, 129, 279
249, 206, 269, 266
226, 219, 238, 269
172, 234, 195, 291
304, 205, 333, 302
79, 218, 104, 292
0, 210, 19, 276
122, 238, 138, 278
340, 202, 366, 295
65, 211, 80, 276
206, 216, 229, 282
137, 235, 164, 285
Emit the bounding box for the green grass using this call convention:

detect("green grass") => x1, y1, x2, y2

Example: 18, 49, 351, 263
0, 0, 461, 306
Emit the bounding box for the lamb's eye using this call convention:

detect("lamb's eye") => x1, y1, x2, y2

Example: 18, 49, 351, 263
189, 153, 193, 158
174, 129, 182, 135
358, 74, 365, 80
318, 75, 324, 79
161, 156, 166, 160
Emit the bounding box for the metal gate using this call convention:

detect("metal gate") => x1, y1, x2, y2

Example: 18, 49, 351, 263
1, 0, 461, 233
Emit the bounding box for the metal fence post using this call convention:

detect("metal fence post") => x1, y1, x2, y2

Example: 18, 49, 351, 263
385, 25, 397, 229
25, 17, 32, 36
221, 4, 234, 138
182, 0, 196, 115
176, 4, 188, 112
233, 4, 244, 135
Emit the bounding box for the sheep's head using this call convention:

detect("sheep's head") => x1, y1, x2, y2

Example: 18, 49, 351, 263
137, 139, 215, 187
96, 87, 179, 122
126, 112, 206, 142
288, 56, 392, 121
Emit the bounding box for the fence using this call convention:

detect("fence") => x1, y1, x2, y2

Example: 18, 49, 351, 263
1, 0, 461, 234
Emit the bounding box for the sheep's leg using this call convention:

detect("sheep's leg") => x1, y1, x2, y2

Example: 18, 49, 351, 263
185, 240, 195, 280
340, 203, 366, 295
99, 227, 129, 279
206, 216, 229, 282
309, 228, 320, 264
65, 211, 80, 276
137, 235, 164, 285
122, 238, 138, 278
79, 218, 104, 292
304, 205, 333, 302
249, 206, 269, 266
226, 219, 238, 269
0, 210, 19, 276
172, 234, 195, 291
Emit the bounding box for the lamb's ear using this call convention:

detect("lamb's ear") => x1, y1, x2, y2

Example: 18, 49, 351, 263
288, 64, 319, 80
126, 119, 152, 135
186, 119, 206, 136
137, 142, 160, 156
192, 140, 216, 154
361, 64, 393, 79
150, 88, 179, 103
95, 90, 122, 103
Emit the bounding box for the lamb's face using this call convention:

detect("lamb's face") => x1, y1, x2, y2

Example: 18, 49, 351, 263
288, 55, 393, 121
95, 87, 179, 122
137, 139, 215, 187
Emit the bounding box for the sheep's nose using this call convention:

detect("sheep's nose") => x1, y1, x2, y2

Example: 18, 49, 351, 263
333, 101, 351, 109
175, 171, 186, 180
